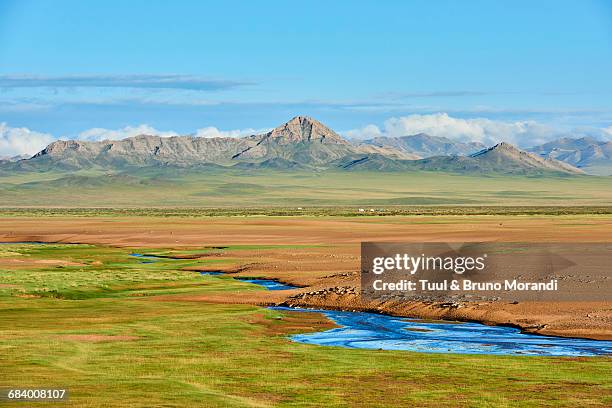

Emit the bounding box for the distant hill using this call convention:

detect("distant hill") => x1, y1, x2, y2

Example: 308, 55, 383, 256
0, 153, 30, 164
361, 133, 485, 158
528, 137, 612, 175
3, 116, 585, 176
339, 142, 584, 175
334, 154, 413, 171
467, 142, 584, 174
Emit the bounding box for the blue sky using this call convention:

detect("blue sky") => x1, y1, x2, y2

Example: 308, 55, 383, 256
0, 0, 611, 155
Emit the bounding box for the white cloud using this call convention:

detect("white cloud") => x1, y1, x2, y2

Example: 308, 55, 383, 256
78, 125, 179, 141
343, 113, 572, 147
342, 124, 382, 140
0, 122, 272, 156
194, 127, 266, 138
0, 123, 54, 157
77, 124, 268, 141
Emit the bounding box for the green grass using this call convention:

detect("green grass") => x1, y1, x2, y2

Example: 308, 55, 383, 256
1, 168, 611, 207
1, 244, 611, 407
0, 244, 250, 300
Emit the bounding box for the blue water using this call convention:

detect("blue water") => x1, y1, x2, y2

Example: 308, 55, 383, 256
82, 250, 612, 355
236, 278, 297, 291
270, 307, 612, 356
128, 253, 298, 288
129, 253, 159, 264
130, 253, 167, 260
129, 253, 188, 263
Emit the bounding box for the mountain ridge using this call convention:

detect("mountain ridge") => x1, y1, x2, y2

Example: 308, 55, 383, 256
338, 142, 583, 175
528, 137, 612, 175
6, 116, 587, 175
361, 133, 485, 158
468, 142, 584, 174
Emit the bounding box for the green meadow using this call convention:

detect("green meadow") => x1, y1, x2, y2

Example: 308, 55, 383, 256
1, 168, 611, 207
0, 244, 610, 407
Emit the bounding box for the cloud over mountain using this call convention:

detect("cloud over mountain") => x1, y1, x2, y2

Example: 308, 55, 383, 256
344, 113, 561, 146
79, 124, 267, 142
3, 113, 611, 158
7, 116, 582, 175
344, 113, 612, 147
0, 123, 54, 157
0, 122, 269, 156
194, 127, 270, 139
78, 125, 180, 141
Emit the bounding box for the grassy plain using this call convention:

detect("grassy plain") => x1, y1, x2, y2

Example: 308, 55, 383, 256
1, 168, 611, 207
0, 241, 611, 407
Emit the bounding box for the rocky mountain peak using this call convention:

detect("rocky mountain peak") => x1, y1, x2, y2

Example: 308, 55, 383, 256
265, 116, 348, 144
471, 141, 521, 157
32, 139, 82, 158
491, 141, 516, 150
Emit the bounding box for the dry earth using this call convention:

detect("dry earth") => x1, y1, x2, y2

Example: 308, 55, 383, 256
1, 215, 611, 339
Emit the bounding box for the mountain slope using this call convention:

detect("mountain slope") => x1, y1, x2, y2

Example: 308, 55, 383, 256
352, 143, 420, 160
230, 116, 361, 165
19, 135, 255, 170
17, 116, 392, 170
528, 137, 612, 175
0, 154, 30, 163
468, 142, 584, 174
4, 116, 587, 175
361, 133, 485, 158
336, 142, 584, 175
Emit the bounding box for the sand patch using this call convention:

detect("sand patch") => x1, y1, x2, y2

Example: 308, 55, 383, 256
246, 311, 338, 336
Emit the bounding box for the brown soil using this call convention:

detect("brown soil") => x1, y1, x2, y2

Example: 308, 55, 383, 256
1, 215, 611, 339
245, 312, 339, 336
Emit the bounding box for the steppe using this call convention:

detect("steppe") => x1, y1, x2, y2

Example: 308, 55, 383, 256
2, 213, 611, 339
1, 211, 612, 406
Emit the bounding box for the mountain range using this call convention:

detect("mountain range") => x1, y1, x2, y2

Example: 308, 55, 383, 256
360, 133, 486, 157
527, 137, 612, 176
3, 116, 604, 175
0, 153, 29, 163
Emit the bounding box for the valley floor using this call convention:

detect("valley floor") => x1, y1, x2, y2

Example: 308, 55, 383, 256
0, 213, 611, 406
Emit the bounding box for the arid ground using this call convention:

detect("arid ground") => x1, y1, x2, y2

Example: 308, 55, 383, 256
1, 214, 611, 340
